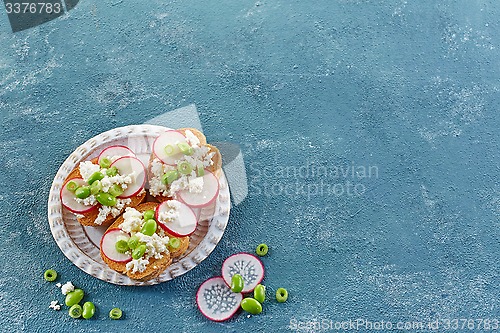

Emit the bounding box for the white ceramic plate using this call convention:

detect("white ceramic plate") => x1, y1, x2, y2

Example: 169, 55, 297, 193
47, 125, 230, 285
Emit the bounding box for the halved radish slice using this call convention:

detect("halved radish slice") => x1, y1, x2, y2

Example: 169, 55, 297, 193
110, 156, 146, 198
60, 178, 98, 214
98, 145, 136, 165
155, 200, 197, 237
222, 253, 264, 293
100, 228, 132, 263
197, 277, 242, 322
153, 130, 188, 165
178, 170, 219, 208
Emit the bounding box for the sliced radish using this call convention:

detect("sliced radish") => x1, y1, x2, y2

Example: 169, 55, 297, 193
60, 178, 98, 214
155, 200, 197, 237
152, 130, 188, 165
178, 170, 219, 208
100, 228, 132, 263
97, 145, 136, 165
197, 276, 242, 322
110, 156, 146, 198
222, 253, 264, 293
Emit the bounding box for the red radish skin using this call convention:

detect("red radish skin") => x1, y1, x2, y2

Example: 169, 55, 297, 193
97, 145, 136, 165
60, 178, 98, 214
100, 228, 132, 263
155, 200, 197, 237
178, 170, 220, 208
222, 253, 265, 293
196, 276, 243, 322
110, 156, 147, 198
152, 130, 188, 165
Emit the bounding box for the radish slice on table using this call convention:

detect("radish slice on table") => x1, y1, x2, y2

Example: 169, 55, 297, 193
153, 130, 188, 165
100, 228, 132, 263
97, 145, 136, 165
60, 178, 98, 214
178, 170, 219, 208
222, 253, 265, 293
155, 200, 197, 237
110, 156, 146, 198
197, 276, 242, 322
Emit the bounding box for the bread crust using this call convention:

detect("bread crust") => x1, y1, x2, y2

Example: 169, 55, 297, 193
100, 202, 189, 281
64, 157, 146, 227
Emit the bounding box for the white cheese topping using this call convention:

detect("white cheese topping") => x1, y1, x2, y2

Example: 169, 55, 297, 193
94, 198, 131, 225
61, 281, 74, 295
79, 161, 101, 182
119, 207, 171, 273
126, 258, 150, 273
149, 136, 216, 198
184, 130, 200, 147
49, 300, 61, 311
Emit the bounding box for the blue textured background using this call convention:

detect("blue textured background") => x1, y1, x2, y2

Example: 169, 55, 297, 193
0, 0, 499, 332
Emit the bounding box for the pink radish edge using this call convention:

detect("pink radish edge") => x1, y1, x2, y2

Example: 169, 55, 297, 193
100, 228, 132, 263
152, 130, 186, 165
155, 201, 198, 237
196, 276, 242, 322
177, 170, 220, 208
97, 145, 136, 163
221, 252, 265, 292
110, 156, 147, 198
60, 178, 99, 214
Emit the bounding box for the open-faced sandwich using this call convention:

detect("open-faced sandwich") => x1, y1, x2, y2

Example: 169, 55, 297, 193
148, 128, 222, 209
100, 201, 194, 281
60, 146, 147, 227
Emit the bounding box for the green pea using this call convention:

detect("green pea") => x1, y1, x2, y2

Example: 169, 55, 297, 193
106, 166, 119, 177
177, 161, 192, 175
99, 157, 112, 169
65, 288, 84, 306
256, 243, 269, 256
276, 288, 288, 303
141, 219, 157, 236
109, 307, 122, 320
69, 304, 82, 319
82, 302, 95, 319
127, 235, 140, 250
254, 284, 266, 303
44, 269, 57, 282
132, 244, 146, 259
164, 144, 177, 156
66, 181, 79, 192
161, 170, 179, 185
168, 237, 180, 250
231, 274, 244, 293
96, 192, 117, 206
240, 298, 262, 315
90, 180, 102, 195
115, 240, 129, 254
87, 171, 104, 185
75, 186, 91, 199
108, 184, 124, 197
177, 142, 194, 156
143, 210, 155, 221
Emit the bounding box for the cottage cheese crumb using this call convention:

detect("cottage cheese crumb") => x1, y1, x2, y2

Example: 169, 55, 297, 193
126, 258, 149, 273
61, 281, 74, 295
49, 300, 61, 311
55, 283, 62, 288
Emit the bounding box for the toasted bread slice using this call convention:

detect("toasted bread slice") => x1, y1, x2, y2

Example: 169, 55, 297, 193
205, 144, 222, 178
65, 157, 146, 227
100, 202, 189, 281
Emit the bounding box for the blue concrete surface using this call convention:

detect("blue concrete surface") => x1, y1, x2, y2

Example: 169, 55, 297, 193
0, 0, 499, 332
